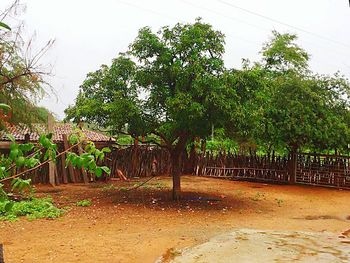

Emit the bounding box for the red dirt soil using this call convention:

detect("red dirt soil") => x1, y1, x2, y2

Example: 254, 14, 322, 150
1, 176, 350, 262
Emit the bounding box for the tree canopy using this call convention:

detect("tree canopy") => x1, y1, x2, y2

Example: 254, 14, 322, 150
256, 31, 350, 153
66, 20, 350, 198
66, 19, 243, 199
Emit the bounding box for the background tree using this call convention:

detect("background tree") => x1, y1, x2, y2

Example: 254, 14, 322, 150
0, 0, 54, 128
257, 31, 350, 154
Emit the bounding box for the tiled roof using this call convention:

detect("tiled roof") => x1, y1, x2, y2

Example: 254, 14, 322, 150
0, 123, 114, 142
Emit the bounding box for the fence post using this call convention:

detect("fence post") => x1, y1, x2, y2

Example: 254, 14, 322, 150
48, 115, 58, 186
289, 151, 297, 184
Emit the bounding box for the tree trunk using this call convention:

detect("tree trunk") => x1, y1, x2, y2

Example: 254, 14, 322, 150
171, 149, 182, 201
169, 134, 189, 200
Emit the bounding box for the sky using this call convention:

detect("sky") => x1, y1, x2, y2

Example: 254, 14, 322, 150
1, 0, 350, 119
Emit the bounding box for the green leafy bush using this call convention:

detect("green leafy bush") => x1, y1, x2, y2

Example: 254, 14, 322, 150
0, 197, 63, 221
76, 199, 92, 207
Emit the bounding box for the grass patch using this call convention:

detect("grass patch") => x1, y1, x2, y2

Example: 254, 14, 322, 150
250, 192, 266, 201
76, 199, 92, 207
101, 184, 116, 192
275, 198, 284, 207
132, 182, 167, 190
0, 197, 63, 221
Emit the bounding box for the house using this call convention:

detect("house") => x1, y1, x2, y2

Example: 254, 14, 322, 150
0, 123, 113, 149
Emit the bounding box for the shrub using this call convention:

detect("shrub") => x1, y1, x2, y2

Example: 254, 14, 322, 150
76, 199, 92, 207
0, 197, 63, 221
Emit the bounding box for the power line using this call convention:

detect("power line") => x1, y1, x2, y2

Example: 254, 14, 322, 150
217, 0, 350, 49
180, 0, 270, 33
179, 0, 350, 60
116, 0, 349, 73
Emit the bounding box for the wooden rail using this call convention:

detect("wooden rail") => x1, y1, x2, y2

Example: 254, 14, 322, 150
200, 166, 289, 183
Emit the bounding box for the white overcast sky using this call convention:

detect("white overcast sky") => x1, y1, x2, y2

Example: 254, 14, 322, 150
1, 0, 350, 119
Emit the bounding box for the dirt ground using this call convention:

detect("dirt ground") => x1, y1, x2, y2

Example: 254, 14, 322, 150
1, 176, 350, 263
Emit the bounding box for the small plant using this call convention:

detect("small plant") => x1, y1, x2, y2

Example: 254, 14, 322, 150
76, 199, 92, 207
154, 182, 166, 189
275, 198, 284, 207
101, 184, 116, 192
0, 197, 63, 221
250, 192, 265, 201
119, 187, 129, 192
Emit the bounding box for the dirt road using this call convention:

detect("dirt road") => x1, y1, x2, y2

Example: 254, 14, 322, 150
1, 176, 350, 262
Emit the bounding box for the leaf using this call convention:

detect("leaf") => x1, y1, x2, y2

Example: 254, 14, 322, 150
0, 22, 11, 31
88, 161, 96, 171
95, 167, 102, 177
101, 147, 111, 153
100, 166, 111, 175
19, 143, 34, 153
25, 158, 40, 168
0, 103, 11, 113
11, 178, 31, 193
47, 133, 53, 140
9, 149, 19, 160
15, 156, 25, 167
39, 134, 46, 146
7, 134, 16, 143
76, 158, 84, 169
69, 134, 79, 144
4, 201, 14, 212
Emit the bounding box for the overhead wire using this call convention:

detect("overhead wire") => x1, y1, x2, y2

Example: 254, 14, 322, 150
180, 0, 350, 71
217, 0, 350, 49
115, 0, 349, 73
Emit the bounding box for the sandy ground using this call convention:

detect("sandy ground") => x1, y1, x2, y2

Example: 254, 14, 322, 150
0, 176, 350, 263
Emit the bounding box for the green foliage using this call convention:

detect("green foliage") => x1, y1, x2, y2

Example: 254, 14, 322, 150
116, 134, 134, 145
206, 138, 238, 153
261, 30, 309, 73
0, 131, 111, 213
11, 178, 32, 193
0, 103, 11, 112
0, 22, 11, 31
0, 197, 63, 221
66, 141, 111, 177
250, 192, 266, 201
66, 19, 239, 142
256, 31, 350, 152
65, 20, 350, 197
76, 199, 92, 207
0, 3, 52, 128
66, 19, 240, 199
101, 184, 116, 191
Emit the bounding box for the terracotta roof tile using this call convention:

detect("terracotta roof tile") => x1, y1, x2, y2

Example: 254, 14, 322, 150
0, 123, 113, 142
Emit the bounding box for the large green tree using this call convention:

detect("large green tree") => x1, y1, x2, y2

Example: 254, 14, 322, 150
257, 31, 350, 153
66, 19, 239, 199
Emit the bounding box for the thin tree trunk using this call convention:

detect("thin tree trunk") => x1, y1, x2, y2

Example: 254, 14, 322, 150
171, 149, 182, 201
169, 134, 188, 200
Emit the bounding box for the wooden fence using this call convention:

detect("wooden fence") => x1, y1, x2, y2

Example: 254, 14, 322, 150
6, 141, 350, 190
296, 152, 350, 188
195, 152, 290, 184
195, 151, 350, 189
108, 145, 170, 178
